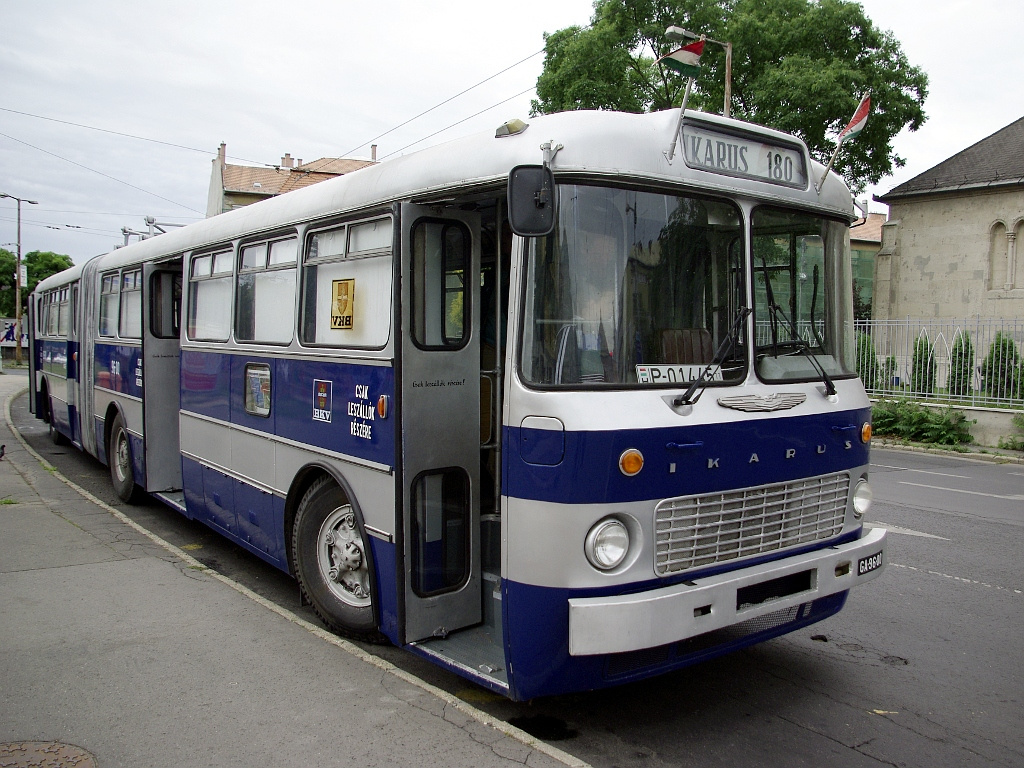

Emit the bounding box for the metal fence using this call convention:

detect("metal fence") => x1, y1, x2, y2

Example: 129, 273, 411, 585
855, 318, 1024, 409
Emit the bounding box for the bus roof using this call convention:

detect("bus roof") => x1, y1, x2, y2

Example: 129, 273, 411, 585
35, 109, 853, 294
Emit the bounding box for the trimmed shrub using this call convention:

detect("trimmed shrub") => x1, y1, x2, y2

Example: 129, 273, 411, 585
981, 332, 1023, 400
856, 331, 879, 389
910, 335, 936, 395
947, 331, 974, 397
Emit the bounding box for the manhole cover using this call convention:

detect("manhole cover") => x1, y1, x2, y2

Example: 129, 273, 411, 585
0, 741, 97, 767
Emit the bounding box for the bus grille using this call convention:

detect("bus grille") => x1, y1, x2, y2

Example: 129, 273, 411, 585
654, 473, 849, 576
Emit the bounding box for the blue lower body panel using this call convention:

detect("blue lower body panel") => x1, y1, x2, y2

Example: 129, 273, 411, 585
503, 579, 846, 701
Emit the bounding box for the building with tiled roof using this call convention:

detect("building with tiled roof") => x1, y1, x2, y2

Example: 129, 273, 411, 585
873, 117, 1024, 321
206, 144, 375, 217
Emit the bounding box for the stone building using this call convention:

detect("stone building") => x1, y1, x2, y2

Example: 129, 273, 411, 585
873, 116, 1024, 321
206, 143, 375, 217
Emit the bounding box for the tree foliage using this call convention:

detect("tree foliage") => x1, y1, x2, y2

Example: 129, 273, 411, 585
0, 249, 74, 317
532, 0, 928, 192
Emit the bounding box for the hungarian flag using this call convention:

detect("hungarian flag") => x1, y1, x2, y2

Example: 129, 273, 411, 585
659, 39, 705, 78
838, 93, 871, 144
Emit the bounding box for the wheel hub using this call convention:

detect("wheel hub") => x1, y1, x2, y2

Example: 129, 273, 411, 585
318, 506, 371, 605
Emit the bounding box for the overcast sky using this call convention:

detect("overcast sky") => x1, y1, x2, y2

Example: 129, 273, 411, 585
2, 0, 1022, 264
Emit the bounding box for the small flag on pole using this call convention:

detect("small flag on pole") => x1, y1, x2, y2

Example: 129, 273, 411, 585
658, 39, 705, 78
814, 91, 871, 193
838, 93, 871, 144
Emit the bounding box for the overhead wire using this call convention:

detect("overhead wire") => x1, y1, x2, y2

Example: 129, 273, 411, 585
337, 47, 545, 161
381, 87, 536, 159
0, 106, 268, 166
0, 130, 204, 215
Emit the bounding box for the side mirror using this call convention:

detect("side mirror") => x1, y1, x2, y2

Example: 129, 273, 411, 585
508, 165, 556, 237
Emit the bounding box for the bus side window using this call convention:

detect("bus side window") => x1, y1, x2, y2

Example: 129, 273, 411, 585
119, 269, 143, 339
236, 238, 296, 344
99, 273, 119, 337
300, 218, 393, 349
188, 251, 232, 341
150, 271, 182, 339
411, 220, 469, 349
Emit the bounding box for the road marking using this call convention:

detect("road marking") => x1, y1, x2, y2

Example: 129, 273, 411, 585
871, 463, 969, 479
888, 563, 1023, 596
865, 522, 949, 540
898, 481, 1024, 500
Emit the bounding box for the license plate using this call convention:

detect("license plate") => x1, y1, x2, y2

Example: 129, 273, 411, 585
858, 551, 883, 576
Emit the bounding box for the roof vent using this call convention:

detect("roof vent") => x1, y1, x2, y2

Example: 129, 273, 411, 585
496, 119, 529, 138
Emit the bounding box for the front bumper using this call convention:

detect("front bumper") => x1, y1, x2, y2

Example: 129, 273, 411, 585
568, 526, 886, 656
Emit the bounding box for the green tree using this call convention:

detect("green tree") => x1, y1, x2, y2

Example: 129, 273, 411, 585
0, 250, 74, 317
532, 0, 928, 192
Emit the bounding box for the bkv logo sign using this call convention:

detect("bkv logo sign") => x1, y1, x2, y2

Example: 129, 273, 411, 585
313, 379, 333, 423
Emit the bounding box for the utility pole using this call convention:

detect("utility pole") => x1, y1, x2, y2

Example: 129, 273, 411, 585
1, 192, 39, 365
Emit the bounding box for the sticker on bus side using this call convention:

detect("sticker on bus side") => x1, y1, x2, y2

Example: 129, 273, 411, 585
331, 279, 355, 330
636, 365, 723, 385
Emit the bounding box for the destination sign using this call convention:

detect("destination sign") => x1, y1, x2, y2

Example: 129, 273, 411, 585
681, 123, 808, 188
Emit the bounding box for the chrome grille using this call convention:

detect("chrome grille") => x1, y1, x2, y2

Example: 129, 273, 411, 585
654, 473, 849, 576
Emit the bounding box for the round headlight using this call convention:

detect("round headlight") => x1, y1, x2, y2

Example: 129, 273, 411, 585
585, 519, 630, 571
853, 479, 873, 518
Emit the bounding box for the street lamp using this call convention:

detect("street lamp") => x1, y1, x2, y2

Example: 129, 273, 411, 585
0, 192, 39, 365
666, 26, 733, 119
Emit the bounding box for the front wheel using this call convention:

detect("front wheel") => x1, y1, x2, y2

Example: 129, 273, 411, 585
292, 477, 383, 642
108, 413, 143, 503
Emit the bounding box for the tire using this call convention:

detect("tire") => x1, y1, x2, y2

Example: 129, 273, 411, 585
108, 413, 143, 503
47, 396, 68, 446
292, 477, 384, 642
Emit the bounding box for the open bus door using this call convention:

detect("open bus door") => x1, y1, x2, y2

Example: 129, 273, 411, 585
142, 260, 183, 493
26, 297, 38, 414
398, 204, 482, 643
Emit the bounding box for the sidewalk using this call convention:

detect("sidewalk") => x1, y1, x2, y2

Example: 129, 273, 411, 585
0, 372, 579, 768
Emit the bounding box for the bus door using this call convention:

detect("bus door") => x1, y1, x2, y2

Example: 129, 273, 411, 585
399, 204, 482, 643
142, 260, 183, 492
27, 298, 39, 414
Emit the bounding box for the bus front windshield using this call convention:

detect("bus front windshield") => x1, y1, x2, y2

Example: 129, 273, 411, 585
751, 207, 856, 383
520, 184, 746, 388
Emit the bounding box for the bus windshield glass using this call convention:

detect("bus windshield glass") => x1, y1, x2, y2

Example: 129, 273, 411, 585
520, 184, 746, 388
751, 207, 856, 383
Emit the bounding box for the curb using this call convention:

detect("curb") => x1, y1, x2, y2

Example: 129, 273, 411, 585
875, 438, 1024, 465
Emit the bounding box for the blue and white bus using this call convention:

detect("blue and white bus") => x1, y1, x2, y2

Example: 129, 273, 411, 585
29, 108, 886, 701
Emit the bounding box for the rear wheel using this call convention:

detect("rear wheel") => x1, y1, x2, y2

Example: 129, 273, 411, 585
293, 476, 383, 642
108, 413, 143, 503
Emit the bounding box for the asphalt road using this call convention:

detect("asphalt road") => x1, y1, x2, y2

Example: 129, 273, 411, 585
11, 388, 1024, 768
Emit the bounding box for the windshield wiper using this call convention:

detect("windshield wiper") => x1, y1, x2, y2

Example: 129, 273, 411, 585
674, 307, 751, 406
758, 256, 836, 397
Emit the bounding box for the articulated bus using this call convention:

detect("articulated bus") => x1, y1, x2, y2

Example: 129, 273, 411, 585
29, 108, 886, 701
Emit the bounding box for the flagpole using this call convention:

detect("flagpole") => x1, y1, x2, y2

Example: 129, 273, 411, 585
814, 138, 844, 194
665, 76, 694, 162
815, 91, 871, 194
